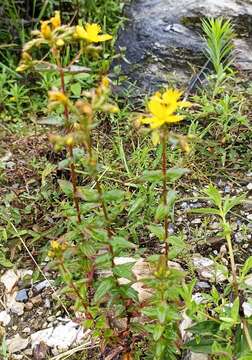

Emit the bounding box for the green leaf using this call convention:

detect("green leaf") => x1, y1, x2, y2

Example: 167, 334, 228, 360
142, 170, 163, 182
204, 185, 222, 208
90, 229, 108, 243
223, 195, 245, 216
70, 82, 82, 97
153, 323, 165, 341
157, 302, 168, 323
0, 251, 13, 268
58, 179, 73, 197
169, 235, 185, 259
188, 320, 220, 335
41, 163, 56, 187
113, 263, 134, 280
241, 256, 252, 279
80, 242, 96, 257
166, 167, 189, 182
93, 277, 115, 304
155, 203, 169, 222
95, 253, 112, 267
128, 196, 145, 216
185, 337, 222, 353
190, 208, 220, 215
104, 189, 125, 202
77, 187, 99, 202
231, 298, 240, 322
110, 236, 136, 253
147, 225, 164, 240
167, 190, 177, 221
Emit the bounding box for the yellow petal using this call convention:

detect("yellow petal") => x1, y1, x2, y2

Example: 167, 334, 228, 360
148, 98, 166, 120
86, 23, 101, 37
165, 115, 185, 124
74, 25, 87, 39
162, 89, 182, 103
96, 34, 113, 42
139, 116, 154, 124
56, 39, 64, 47
150, 118, 165, 129
177, 101, 192, 108
51, 11, 61, 29
41, 21, 52, 39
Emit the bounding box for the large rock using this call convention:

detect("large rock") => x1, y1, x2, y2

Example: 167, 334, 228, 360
114, 0, 252, 93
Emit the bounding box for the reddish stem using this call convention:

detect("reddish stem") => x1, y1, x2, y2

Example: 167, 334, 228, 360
162, 134, 169, 260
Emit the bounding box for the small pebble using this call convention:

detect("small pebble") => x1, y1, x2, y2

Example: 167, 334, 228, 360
44, 298, 51, 308
15, 289, 28, 303
247, 183, 252, 190
196, 281, 210, 289
22, 327, 31, 334
24, 302, 33, 311
33, 280, 51, 294
31, 295, 42, 305
191, 218, 201, 224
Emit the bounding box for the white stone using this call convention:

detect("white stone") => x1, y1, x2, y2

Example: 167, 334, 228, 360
243, 302, 252, 317
31, 327, 54, 348
114, 257, 137, 265
193, 255, 227, 282
31, 321, 86, 352
6, 293, 24, 316
245, 275, 252, 287
131, 282, 153, 302
191, 353, 208, 360
247, 183, 252, 190
47, 322, 79, 350
1, 270, 19, 293
247, 214, 252, 221
193, 256, 214, 268
192, 293, 204, 304
6, 334, 29, 353
0, 311, 11, 326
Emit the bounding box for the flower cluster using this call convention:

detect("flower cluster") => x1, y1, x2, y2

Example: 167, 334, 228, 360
48, 240, 67, 258
16, 11, 113, 73
139, 89, 192, 145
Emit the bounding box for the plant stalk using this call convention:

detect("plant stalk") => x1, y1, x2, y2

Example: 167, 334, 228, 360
162, 133, 169, 261
55, 54, 81, 223
226, 231, 239, 298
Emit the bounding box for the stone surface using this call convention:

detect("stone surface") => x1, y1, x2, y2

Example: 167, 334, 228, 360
31, 320, 87, 352
15, 289, 28, 303
33, 280, 51, 294
193, 255, 227, 282
1, 270, 19, 293
114, 0, 252, 93
6, 334, 29, 353
0, 310, 11, 326
6, 293, 25, 316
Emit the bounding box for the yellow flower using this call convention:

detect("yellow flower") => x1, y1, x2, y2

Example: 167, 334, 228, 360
140, 89, 192, 130
48, 90, 68, 105
51, 11, 61, 29
16, 64, 28, 72
41, 21, 52, 39
56, 39, 64, 47
101, 76, 110, 88
74, 23, 112, 43
51, 240, 60, 250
